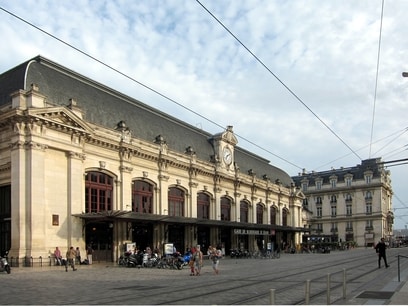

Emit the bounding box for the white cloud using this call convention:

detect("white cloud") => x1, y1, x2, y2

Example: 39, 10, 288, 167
1, 0, 407, 228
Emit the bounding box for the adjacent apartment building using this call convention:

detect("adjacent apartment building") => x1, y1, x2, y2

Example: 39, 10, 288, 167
0, 56, 306, 263
292, 158, 394, 248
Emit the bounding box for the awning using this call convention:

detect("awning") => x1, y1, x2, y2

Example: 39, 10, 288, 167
72, 210, 306, 232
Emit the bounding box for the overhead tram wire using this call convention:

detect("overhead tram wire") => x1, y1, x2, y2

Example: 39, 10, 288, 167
369, 0, 385, 158
0, 6, 303, 171
313, 127, 408, 171
372, 127, 408, 156
195, 0, 362, 162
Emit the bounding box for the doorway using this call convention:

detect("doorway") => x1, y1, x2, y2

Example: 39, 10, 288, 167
85, 222, 113, 262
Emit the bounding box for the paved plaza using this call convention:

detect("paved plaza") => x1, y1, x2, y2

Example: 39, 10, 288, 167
0, 248, 407, 305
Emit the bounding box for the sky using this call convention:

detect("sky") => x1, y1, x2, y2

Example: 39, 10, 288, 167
1, 0, 408, 229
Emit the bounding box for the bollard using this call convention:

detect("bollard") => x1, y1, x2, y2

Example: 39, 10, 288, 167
343, 268, 347, 299
398, 255, 400, 282
305, 280, 311, 305
270, 289, 275, 305
327, 273, 331, 305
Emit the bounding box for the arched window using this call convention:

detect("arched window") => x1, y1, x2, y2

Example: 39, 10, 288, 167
168, 187, 184, 217
132, 180, 153, 213
197, 192, 210, 219
220, 197, 231, 221
282, 209, 288, 226
85, 171, 113, 213
240, 201, 249, 223
270, 206, 276, 225
256, 203, 263, 224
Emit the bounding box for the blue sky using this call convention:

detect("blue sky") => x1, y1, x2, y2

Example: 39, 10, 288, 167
1, 0, 408, 229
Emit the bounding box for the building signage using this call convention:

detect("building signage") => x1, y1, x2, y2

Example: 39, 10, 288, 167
234, 229, 269, 235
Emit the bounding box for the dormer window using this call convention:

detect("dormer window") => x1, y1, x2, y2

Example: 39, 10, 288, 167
364, 170, 373, 185
329, 175, 337, 188
316, 180, 322, 190
365, 175, 372, 184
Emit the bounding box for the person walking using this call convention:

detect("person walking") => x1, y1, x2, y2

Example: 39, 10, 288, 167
188, 246, 196, 276
87, 245, 93, 265
375, 238, 389, 268
75, 247, 81, 265
193, 245, 203, 276
54, 247, 62, 266
210, 246, 222, 275
65, 246, 77, 272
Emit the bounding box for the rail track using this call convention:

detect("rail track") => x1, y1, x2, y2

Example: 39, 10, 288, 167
1, 247, 408, 305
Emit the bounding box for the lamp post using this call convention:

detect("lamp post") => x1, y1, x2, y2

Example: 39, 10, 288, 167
403, 72, 408, 77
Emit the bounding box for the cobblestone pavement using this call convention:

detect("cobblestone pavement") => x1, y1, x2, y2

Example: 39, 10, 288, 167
0, 248, 407, 305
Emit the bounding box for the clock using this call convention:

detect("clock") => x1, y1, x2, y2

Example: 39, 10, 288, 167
223, 147, 232, 165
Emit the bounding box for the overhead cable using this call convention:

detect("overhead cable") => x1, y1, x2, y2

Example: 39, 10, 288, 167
0, 5, 303, 170
369, 0, 385, 158
196, 0, 362, 161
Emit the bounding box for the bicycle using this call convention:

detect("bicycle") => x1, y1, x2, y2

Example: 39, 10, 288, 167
271, 249, 281, 259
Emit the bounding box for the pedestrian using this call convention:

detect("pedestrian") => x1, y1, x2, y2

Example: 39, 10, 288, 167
375, 238, 389, 268
210, 246, 222, 275
193, 245, 203, 276
54, 247, 62, 266
87, 245, 93, 265
75, 247, 81, 265
65, 246, 77, 272
189, 255, 195, 276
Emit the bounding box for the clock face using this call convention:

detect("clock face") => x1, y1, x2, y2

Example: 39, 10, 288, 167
223, 147, 232, 165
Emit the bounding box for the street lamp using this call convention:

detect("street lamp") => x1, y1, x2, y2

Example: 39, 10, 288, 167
403, 72, 408, 77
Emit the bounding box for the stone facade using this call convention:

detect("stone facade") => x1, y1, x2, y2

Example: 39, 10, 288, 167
292, 159, 394, 248
0, 56, 306, 263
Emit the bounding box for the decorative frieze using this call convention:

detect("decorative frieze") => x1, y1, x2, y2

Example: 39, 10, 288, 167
0, 162, 11, 173
119, 165, 133, 173
67, 151, 86, 160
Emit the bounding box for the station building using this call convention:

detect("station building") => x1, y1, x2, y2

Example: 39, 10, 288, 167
0, 56, 307, 263
292, 158, 394, 248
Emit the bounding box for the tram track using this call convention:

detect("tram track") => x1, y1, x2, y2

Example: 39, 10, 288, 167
2, 248, 407, 305
147, 249, 406, 305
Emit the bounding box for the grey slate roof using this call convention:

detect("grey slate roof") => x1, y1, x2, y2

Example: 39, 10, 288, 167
0, 55, 292, 186
291, 158, 383, 186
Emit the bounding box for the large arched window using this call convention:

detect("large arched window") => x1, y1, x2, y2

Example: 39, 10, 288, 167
197, 192, 210, 219
282, 208, 288, 226
270, 206, 277, 225
132, 180, 153, 213
168, 187, 184, 217
85, 171, 113, 213
256, 203, 264, 224
220, 197, 231, 221
240, 200, 249, 223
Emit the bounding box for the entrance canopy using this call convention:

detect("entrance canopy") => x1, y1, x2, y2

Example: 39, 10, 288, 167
72, 210, 306, 232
